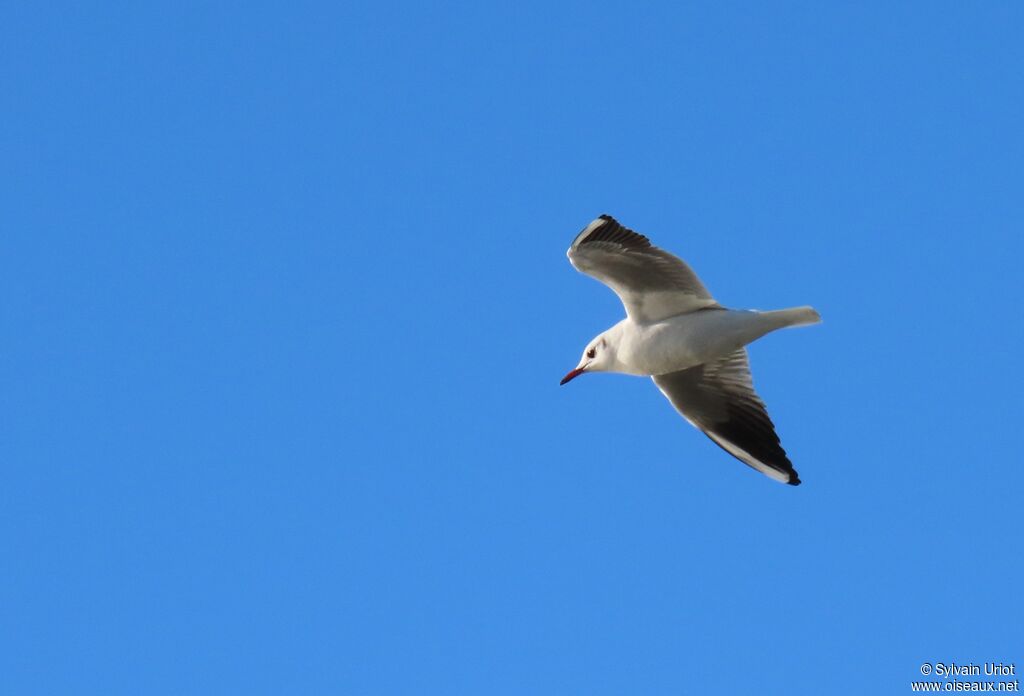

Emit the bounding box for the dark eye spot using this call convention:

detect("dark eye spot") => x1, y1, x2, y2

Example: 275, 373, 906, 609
586, 347, 596, 359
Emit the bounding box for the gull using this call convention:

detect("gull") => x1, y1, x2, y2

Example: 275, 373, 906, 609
561, 215, 821, 485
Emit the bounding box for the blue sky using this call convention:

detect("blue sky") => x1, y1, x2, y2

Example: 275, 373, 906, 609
3, 2, 1022, 694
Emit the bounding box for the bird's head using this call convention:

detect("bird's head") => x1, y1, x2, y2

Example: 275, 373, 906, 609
560, 334, 615, 385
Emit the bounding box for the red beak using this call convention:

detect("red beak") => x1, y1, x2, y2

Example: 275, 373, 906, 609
560, 367, 586, 385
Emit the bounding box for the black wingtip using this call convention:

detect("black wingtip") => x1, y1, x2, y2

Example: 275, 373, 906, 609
787, 471, 802, 486
577, 215, 651, 250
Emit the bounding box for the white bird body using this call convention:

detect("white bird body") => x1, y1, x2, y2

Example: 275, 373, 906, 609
600, 307, 819, 377
561, 214, 821, 485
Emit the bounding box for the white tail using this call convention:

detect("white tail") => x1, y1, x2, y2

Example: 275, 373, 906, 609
763, 305, 822, 329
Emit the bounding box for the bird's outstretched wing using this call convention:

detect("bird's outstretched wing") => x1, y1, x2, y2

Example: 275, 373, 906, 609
652, 349, 801, 485
567, 215, 718, 323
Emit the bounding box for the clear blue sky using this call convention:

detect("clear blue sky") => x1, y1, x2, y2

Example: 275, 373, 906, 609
3, 2, 1022, 694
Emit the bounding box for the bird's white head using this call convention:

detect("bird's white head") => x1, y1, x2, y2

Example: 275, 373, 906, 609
560, 332, 618, 385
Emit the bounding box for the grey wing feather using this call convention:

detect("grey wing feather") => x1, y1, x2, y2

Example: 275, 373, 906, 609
652, 349, 801, 485
567, 215, 718, 323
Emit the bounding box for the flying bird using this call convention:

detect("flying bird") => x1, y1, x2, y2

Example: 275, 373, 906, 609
561, 215, 820, 485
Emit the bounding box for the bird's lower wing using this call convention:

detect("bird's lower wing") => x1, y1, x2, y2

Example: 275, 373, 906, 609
651, 349, 801, 485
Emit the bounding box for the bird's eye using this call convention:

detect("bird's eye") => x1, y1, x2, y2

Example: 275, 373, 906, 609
586, 348, 596, 359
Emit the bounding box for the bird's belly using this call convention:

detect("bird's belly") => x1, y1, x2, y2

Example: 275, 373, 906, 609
620, 311, 758, 376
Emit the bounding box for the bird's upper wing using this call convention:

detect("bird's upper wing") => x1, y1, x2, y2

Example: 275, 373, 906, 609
651, 349, 801, 485
567, 215, 718, 323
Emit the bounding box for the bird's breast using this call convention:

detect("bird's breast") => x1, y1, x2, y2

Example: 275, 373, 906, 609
618, 319, 704, 375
